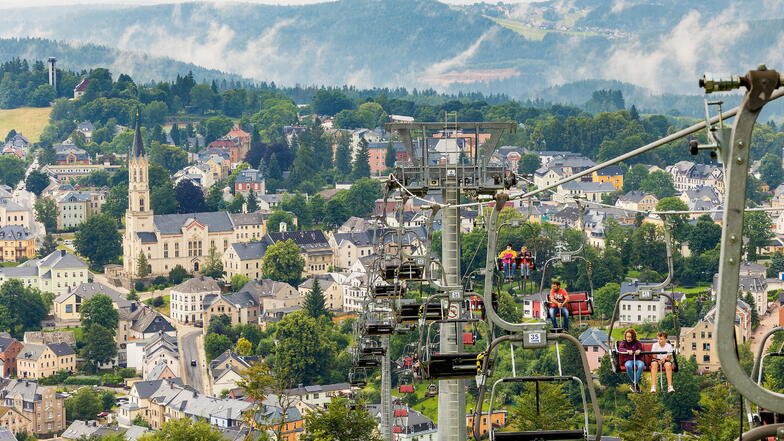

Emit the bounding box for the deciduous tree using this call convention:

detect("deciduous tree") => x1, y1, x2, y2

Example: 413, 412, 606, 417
25, 169, 50, 196
74, 214, 122, 268
262, 239, 305, 286
34, 196, 58, 233
301, 398, 383, 441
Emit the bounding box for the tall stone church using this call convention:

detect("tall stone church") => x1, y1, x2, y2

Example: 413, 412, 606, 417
123, 116, 268, 278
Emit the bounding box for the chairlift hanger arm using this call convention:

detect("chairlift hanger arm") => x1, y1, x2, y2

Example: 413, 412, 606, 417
751, 326, 784, 385
713, 66, 784, 414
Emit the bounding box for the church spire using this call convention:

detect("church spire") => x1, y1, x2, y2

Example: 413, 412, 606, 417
131, 107, 145, 158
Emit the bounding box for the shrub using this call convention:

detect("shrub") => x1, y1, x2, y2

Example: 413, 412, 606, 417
64, 376, 101, 385
152, 296, 164, 307
101, 373, 123, 386
152, 275, 167, 286
116, 367, 137, 378
169, 265, 188, 284
134, 281, 144, 291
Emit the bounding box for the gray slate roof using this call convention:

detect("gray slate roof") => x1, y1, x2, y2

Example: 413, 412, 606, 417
38, 249, 88, 269
0, 336, 19, 352
0, 428, 16, 441
579, 327, 609, 352
56, 282, 129, 307
136, 232, 158, 243
153, 212, 234, 235
264, 230, 330, 250
0, 379, 45, 402
48, 342, 75, 357
172, 275, 220, 294
0, 225, 32, 241
230, 242, 267, 260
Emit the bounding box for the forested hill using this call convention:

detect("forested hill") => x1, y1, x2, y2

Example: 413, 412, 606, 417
1, 0, 782, 100
0, 38, 247, 84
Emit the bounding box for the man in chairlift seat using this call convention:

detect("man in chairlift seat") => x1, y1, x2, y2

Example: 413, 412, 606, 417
548, 281, 570, 331
650, 331, 675, 393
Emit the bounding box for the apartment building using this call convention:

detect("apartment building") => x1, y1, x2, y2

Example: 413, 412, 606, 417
17, 343, 76, 379
0, 379, 66, 435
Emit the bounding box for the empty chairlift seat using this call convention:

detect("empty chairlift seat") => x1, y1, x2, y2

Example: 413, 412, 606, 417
397, 303, 444, 324
383, 262, 425, 281
421, 352, 485, 380
373, 284, 405, 298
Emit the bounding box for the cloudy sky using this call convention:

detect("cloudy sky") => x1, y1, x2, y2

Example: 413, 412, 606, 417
2, 0, 536, 6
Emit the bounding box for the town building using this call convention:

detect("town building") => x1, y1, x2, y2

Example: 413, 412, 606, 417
711, 271, 768, 316
173, 163, 216, 189
118, 302, 176, 344
0, 405, 32, 435
223, 242, 266, 280
0, 226, 35, 262
0, 200, 30, 230
263, 230, 333, 277
666, 161, 724, 193
679, 300, 752, 373
52, 282, 129, 325
556, 181, 615, 203
330, 230, 376, 270
61, 420, 150, 440
170, 276, 221, 325
73, 78, 89, 99
0, 379, 66, 435
234, 168, 265, 197
367, 403, 437, 441
17, 343, 76, 379
0, 336, 23, 377
281, 383, 352, 409
209, 350, 259, 396
0, 250, 88, 297
615, 191, 658, 212
141, 333, 180, 380
41, 163, 121, 184
467, 410, 508, 440
122, 118, 270, 278
591, 165, 624, 190
203, 290, 260, 327
54, 144, 89, 165
76, 121, 95, 140
617, 282, 669, 324
578, 327, 610, 372
238, 279, 302, 314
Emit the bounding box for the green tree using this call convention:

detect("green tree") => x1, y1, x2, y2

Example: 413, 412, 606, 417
509, 381, 579, 431
352, 138, 371, 179
34, 196, 58, 233
273, 311, 336, 386
80, 294, 119, 332
168, 265, 188, 284
743, 210, 774, 260
623, 164, 649, 193
593, 282, 620, 319
136, 250, 151, 278
301, 398, 383, 441
231, 274, 250, 291
343, 178, 382, 218
619, 392, 674, 441
656, 197, 690, 242
759, 152, 784, 189
81, 323, 118, 368
138, 418, 225, 441
0, 155, 25, 187
36, 234, 58, 258
204, 332, 232, 361
694, 384, 741, 441
25, 170, 50, 196
205, 115, 233, 143
640, 170, 676, 198
262, 239, 305, 286
268, 210, 296, 232
151, 184, 178, 215
205, 185, 226, 212
324, 198, 349, 227
311, 90, 355, 116
246, 189, 259, 212
384, 142, 396, 169
200, 245, 224, 280
227, 192, 245, 213
235, 337, 253, 356
0, 279, 48, 338
688, 214, 722, 255
148, 142, 188, 173
334, 134, 352, 176
65, 387, 102, 421
661, 355, 701, 423
303, 278, 329, 319
74, 214, 122, 268
102, 185, 129, 220
189, 84, 216, 115
743, 292, 760, 330
597, 353, 624, 388
174, 179, 207, 213
517, 153, 541, 176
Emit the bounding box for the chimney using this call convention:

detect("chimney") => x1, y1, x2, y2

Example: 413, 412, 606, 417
130, 302, 137, 312
47, 57, 57, 91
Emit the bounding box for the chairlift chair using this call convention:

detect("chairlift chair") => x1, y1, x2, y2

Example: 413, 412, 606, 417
610, 339, 680, 375
419, 319, 488, 380
373, 283, 406, 299
349, 369, 368, 388
396, 302, 444, 324
359, 339, 386, 356
748, 328, 784, 429
486, 376, 590, 441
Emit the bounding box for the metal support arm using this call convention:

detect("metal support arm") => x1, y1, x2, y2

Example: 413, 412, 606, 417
712, 67, 784, 414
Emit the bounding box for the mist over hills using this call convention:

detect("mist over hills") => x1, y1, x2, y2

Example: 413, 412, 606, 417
1, 0, 783, 114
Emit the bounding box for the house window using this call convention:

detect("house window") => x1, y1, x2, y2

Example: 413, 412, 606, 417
164, 243, 169, 258
65, 304, 73, 313
703, 355, 710, 362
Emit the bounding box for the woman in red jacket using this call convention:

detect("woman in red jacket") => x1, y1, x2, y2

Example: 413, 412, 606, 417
618, 328, 645, 392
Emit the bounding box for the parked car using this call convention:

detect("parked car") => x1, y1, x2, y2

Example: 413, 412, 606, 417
191, 359, 197, 366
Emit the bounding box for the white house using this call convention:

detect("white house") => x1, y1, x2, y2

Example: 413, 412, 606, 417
618, 282, 669, 324
169, 276, 221, 325
0, 250, 88, 297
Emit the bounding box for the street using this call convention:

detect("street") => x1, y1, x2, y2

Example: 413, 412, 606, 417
750, 303, 782, 354
180, 327, 206, 393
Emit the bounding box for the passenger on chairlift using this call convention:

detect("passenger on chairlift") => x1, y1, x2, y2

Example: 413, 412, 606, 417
619, 328, 644, 393
548, 281, 570, 330
498, 243, 517, 278
519, 246, 534, 280
650, 331, 675, 393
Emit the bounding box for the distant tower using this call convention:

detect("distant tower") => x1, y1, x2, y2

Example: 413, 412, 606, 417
47, 57, 57, 91
124, 110, 154, 277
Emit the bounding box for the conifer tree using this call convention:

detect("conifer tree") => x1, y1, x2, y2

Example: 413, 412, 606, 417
352, 137, 371, 179
335, 133, 352, 176
170, 123, 181, 146
136, 250, 151, 278
37, 234, 57, 258
619, 392, 674, 441
267, 153, 283, 180
385, 141, 396, 169
304, 278, 329, 319
246, 189, 259, 212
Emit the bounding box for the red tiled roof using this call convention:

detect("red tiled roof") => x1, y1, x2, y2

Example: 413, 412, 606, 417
226, 126, 250, 138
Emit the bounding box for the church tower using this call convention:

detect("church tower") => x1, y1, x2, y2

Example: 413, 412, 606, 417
124, 110, 154, 277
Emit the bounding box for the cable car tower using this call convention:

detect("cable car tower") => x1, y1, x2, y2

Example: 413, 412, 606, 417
385, 119, 517, 441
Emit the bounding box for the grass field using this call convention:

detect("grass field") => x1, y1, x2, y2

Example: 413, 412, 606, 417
155, 294, 171, 316
484, 16, 601, 41
0, 107, 52, 142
